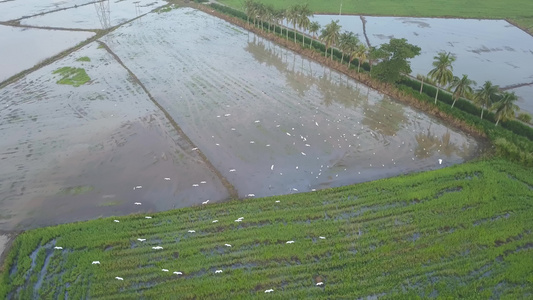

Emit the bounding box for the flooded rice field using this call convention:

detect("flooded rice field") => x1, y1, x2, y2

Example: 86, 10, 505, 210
310, 15, 533, 115
0, 7, 486, 231
0, 25, 95, 82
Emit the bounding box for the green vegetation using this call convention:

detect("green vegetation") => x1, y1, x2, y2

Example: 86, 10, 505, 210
219, 0, 533, 35
52, 67, 91, 87
59, 185, 94, 196
370, 38, 421, 83
156, 3, 179, 13
1, 160, 532, 298
76, 56, 91, 62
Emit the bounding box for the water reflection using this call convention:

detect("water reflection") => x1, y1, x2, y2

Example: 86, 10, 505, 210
361, 95, 407, 136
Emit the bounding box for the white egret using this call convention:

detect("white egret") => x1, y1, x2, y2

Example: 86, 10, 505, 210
224, 244, 231, 247
145, 216, 152, 219
235, 219, 242, 222
265, 289, 274, 293
192, 184, 199, 187
152, 246, 163, 250
173, 271, 183, 275
438, 159, 443, 164
316, 282, 324, 286
224, 114, 231, 117
229, 169, 236, 172
191, 148, 198, 151
275, 200, 280, 203
135, 186, 142, 189
286, 132, 291, 136
54, 246, 63, 250
134, 202, 142, 205
250, 141, 255, 144
271, 165, 274, 170
319, 236, 326, 240
188, 230, 196, 233
202, 200, 210, 205
137, 238, 146, 242
215, 270, 223, 274
200, 181, 207, 184
212, 220, 219, 223
254, 120, 260, 123
114, 220, 120, 223
164, 178, 171, 181
247, 194, 255, 197
92, 261, 100, 264
162, 269, 169, 272
286, 241, 295, 244
301, 152, 306, 156
115, 277, 124, 280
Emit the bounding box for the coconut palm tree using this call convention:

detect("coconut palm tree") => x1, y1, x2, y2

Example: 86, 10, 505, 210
428, 51, 455, 104
351, 42, 367, 71
297, 4, 313, 47
492, 91, 519, 125
308, 21, 320, 48
474, 81, 500, 120
287, 4, 300, 43
320, 20, 341, 59
449, 74, 476, 108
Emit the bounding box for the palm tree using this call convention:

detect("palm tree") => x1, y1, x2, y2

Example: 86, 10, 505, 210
474, 81, 500, 120
297, 4, 313, 47
264, 4, 275, 33
320, 20, 341, 59
351, 42, 367, 71
449, 74, 476, 108
308, 21, 320, 48
243, 0, 254, 26
287, 4, 300, 43
492, 91, 519, 125
428, 51, 455, 104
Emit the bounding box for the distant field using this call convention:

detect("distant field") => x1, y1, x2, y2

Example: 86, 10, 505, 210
218, 0, 533, 34
2, 159, 532, 298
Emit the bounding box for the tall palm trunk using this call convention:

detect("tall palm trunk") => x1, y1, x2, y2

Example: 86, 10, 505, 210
480, 107, 484, 119
357, 60, 361, 72
419, 77, 424, 94
434, 88, 439, 104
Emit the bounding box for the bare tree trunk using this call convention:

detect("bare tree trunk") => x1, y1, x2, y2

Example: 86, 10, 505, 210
419, 77, 424, 94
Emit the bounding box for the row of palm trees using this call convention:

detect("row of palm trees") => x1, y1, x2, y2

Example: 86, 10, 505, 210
241, 1, 521, 126
427, 52, 519, 125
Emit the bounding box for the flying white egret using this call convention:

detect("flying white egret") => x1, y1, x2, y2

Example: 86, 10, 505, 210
92, 261, 100, 264
224, 244, 231, 247
145, 216, 152, 219
54, 246, 63, 250
215, 270, 223, 274
316, 282, 324, 286
286, 241, 295, 244
152, 246, 163, 250
173, 271, 183, 275
134, 202, 142, 205
162, 269, 169, 272
114, 220, 120, 223
137, 238, 146, 242
212, 220, 219, 223
115, 277, 124, 280
265, 289, 274, 293
188, 230, 196, 233
202, 200, 210, 205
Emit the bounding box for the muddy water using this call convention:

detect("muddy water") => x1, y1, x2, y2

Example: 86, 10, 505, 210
21, 0, 165, 30
0, 25, 95, 82
310, 15, 533, 115
0, 42, 228, 230
105, 8, 485, 199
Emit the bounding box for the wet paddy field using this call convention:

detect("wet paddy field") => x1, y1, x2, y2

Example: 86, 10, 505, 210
0, 6, 486, 231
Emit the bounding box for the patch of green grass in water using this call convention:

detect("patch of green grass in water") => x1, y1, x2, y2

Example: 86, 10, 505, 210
52, 67, 91, 87
58, 185, 94, 196
76, 56, 90, 62
98, 201, 122, 207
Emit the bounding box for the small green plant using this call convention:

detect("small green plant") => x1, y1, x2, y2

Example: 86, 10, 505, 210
59, 185, 94, 195
76, 56, 91, 62
517, 112, 532, 123
52, 67, 91, 87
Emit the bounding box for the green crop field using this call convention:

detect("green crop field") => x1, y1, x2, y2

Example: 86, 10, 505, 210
218, 0, 533, 34
2, 159, 532, 299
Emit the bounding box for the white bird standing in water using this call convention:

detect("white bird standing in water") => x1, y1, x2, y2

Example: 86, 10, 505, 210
438, 159, 443, 165
202, 200, 210, 205
134, 202, 141, 205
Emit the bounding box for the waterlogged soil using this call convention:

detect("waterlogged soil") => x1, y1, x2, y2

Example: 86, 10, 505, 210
105, 8, 485, 199
0, 0, 94, 22
0, 25, 95, 82
0, 42, 228, 230
21, 0, 166, 30
310, 15, 533, 115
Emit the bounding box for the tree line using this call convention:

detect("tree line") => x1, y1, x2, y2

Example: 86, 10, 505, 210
241, 0, 530, 126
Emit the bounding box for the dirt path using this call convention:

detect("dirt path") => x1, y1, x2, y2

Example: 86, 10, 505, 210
97, 40, 239, 200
